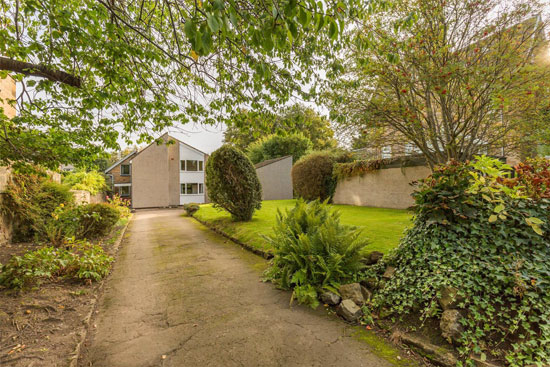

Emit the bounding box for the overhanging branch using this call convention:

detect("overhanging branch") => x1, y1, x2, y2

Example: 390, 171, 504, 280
0, 56, 82, 88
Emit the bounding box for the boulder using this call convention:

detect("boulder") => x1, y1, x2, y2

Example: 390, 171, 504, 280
439, 286, 464, 310
362, 251, 384, 265
337, 299, 363, 323
339, 283, 365, 306
360, 277, 378, 290
383, 266, 396, 279
360, 285, 372, 302
440, 309, 464, 344
320, 291, 341, 306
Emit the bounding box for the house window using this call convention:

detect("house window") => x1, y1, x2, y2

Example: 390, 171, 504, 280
181, 183, 204, 195
381, 146, 392, 159
119, 186, 131, 197
181, 160, 203, 171
121, 164, 131, 175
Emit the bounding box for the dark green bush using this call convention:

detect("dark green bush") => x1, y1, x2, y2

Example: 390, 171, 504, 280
291, 151, 352, 201
247, 133, 313, 164
265, 199, 369, 308
183, 203, 200, 216
206, 145, 262, 221
0, 239, 113, 289
364, 157, 550, 366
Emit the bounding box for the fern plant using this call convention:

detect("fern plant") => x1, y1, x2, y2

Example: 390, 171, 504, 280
264, 199, 369, 308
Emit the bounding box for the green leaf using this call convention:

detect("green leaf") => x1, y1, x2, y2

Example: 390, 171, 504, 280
488, 215, 498, 223
493, 204, 505, 213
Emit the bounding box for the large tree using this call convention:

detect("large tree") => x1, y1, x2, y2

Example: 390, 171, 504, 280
325, 0, 550, 167
0, 0, 356, 168
223, 103, 337, 150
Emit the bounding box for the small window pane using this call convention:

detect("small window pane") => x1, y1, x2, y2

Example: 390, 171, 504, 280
198, 161, 203, 171
120, 186, 130, 197
199, 183, 203, 194
180, 160, 185, 170
186, 160, 198, 171
180, 184, 185, 194
121, 164, 130, 175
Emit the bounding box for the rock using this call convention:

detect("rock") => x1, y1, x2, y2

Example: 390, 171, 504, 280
438, 286, 464, 310
362, 251, 384, 265
440, 309, 464, 344
339, 283, 365, 306
360, 285, 372, 302
337, 299, 363, 323
320, 291, 341, 306
382, 266, 396, 279
470, 355, 501, 367
400, 333, 458, 367
360, 277, 378, 290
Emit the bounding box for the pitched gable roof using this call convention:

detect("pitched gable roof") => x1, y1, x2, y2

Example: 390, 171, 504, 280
104, 150, 138, 173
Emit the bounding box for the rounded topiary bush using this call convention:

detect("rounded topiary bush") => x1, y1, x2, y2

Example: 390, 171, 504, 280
206, 145, 262, 221
292, 151, 351, 201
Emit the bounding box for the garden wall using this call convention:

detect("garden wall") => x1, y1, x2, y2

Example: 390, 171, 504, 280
71, 190, 105, 205
333, 165, 431, 209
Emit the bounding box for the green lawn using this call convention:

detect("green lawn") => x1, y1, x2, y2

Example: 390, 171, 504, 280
194, 200, 412, 254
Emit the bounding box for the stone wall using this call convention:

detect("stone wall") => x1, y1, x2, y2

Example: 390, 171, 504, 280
71, 190, 105, 205
332, 165, 432, 209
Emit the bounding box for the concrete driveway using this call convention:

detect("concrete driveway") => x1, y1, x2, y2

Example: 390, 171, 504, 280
80, 209, 410, 367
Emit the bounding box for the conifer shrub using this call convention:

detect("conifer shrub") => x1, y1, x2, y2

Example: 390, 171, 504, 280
206, 145, 262, 221
363, 157, 550, 366
265, 199, 369, 308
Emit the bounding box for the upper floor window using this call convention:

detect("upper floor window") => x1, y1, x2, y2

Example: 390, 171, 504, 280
121, 164, 131, 175
181, 160, 203, 171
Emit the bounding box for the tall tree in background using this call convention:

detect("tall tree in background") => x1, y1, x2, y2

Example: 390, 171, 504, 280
0, 0, 357, 168
325, 0, 550, 167
224, 103, 337, 150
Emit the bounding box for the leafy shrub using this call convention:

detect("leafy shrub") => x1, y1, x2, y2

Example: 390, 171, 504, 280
265, 199, 369, 308
364, 157, 550, 366
183, 203, 200, 216
247, 133, 313, 164
292, 151, 352, 201
0, 239, 114, 289
106, 194, 131, 218
206, 145, 262, 221
2, 173, 75, 241
46, 203, 120, 244
333, 155, 425, 180
72, 203, 120, 239
62, 170, 106, 195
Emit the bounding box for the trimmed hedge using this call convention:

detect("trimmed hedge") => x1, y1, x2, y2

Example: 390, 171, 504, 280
206, 145, 262, 221
292, 151, 352, 201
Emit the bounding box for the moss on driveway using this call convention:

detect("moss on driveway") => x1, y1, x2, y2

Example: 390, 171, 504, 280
194, 200, 412, 254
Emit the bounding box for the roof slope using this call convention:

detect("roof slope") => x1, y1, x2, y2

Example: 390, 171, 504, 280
254, 155, 292, 169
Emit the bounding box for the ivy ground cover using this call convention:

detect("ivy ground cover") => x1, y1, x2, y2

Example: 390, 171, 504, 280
193, 199, 411, 254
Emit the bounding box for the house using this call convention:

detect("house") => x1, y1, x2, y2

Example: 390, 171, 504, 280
105, 134, 208, 209
254, 155, 293, 200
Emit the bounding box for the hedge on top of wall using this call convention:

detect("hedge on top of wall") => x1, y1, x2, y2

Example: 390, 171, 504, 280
333, 155, 427, 181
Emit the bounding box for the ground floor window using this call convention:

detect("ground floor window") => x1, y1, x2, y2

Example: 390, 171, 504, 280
181, 183, 204, 195
115, 185, 131, 197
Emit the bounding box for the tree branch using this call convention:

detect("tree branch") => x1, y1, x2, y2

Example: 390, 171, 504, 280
0, 56, 82, 88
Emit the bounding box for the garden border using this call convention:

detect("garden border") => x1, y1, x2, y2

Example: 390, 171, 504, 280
191, 215, 273, 259
68, 215, 133, 367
